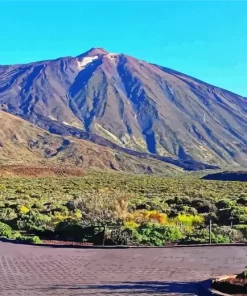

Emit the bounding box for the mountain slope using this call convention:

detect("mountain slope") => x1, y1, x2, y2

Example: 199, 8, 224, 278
0, 48, 247, 167
0, 110, 185, 174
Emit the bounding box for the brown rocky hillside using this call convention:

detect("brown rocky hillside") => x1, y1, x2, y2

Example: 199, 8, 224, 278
0, 110, 184, 174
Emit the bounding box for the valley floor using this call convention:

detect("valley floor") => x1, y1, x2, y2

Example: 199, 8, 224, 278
0, 170, 247, 245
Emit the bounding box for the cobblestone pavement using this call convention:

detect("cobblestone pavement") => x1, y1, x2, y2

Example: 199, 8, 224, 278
0, 243, 246, 296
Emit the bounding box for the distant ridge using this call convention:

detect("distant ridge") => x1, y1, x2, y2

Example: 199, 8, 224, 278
202, 171, 247, 182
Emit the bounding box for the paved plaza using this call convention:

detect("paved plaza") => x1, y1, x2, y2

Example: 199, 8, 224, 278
0, 242, 246, 295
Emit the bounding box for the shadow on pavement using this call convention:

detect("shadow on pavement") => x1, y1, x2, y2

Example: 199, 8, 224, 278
45, 281, 212, 295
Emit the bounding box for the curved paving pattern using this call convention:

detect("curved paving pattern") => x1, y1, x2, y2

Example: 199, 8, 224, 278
0, 243, 246, 295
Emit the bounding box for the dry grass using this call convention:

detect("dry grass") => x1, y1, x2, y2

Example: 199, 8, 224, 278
0, 165, 84, 178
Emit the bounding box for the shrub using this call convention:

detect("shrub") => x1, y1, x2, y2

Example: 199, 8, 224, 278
213, 234, 230, 244
126, 210, 167, 225
124, 220, 139, 229
183, 206, 198, 215
233, 225, 247, 239
19, 235, 42, 244
0, 222, 21, 239
213, 226, 244, 242
217, 208, 233, 225
176, 214, 204, 227
180, 229, 209, 244
11, 231, 22, 239
216, 199, 234, 210
0, 222, 13, 238
72, 190, 132, 225
31, 236, 42, 244
181, 228, 231, 244
73, 209, 82, 219
19, 205, 30, 215
0, 208, 17, 220
237, 197, 247, 206
231, 207, 247, 224
198, 202, 217, 215
131, 223, 182, 246
55, 220, 104, 242
17, 211, 52, 231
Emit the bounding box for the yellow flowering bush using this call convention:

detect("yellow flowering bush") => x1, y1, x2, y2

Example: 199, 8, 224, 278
74, 209, 82, 219
176, 214, 204, 226
19, 205, 30, 215
53, 212, 70, 223
126, 210, 168, 225
124, 220, 139, 229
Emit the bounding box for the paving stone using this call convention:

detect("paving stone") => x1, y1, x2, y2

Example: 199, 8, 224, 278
0, 243, 246, 295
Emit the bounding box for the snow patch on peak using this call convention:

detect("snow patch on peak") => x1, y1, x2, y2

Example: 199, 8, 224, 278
77, 55, 98, 69
106, 53, 119, 59
48, 115, 58, 121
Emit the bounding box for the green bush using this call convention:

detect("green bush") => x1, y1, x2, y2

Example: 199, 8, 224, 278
19, 235, 42, 244
180, 229, 208, 244
0, 208, 17, 220
11, 231, 22, 239
213, 226, 244, 242
181, 228, 231, 244
0, 222, 22, 239
17, 211, 52, 232
233, 225, 247, 239
213, 234, 231, 244
31, 236, 42, 244
130, 223, 182, 246
55, 220, 104, 242
0, 222, 13, 238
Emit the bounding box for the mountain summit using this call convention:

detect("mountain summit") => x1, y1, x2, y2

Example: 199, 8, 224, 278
0, 48, 247, 168
77, 47, 110, 59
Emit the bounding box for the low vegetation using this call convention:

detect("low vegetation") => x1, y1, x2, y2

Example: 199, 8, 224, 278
0, 170, 246, 245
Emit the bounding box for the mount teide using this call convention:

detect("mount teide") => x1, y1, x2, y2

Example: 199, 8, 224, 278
0, 47, 247, 168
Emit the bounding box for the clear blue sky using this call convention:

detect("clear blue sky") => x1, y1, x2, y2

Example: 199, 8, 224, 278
1, 1, 247, 96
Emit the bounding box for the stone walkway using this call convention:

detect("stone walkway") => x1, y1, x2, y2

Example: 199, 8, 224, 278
0, 242, 246, 295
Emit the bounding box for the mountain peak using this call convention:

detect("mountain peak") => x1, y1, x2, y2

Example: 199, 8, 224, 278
1, 47, 247, 168
77, 47, 109, 59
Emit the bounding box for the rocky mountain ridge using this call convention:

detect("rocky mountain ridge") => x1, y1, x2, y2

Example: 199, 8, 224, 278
0, 47, 246, 168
